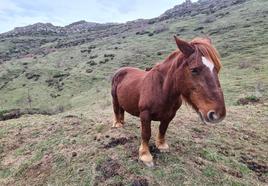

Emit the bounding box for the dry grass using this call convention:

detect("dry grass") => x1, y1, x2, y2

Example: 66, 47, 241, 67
0, 103, 267, 185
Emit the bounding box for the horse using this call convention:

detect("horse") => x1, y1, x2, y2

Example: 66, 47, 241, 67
111, 36, 226, 167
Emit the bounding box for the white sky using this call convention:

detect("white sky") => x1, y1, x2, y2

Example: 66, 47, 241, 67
0, 0, 197, 33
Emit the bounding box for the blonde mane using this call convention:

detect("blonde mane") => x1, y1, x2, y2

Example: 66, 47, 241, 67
191, 38, 222, 72
156, 37, 222, 73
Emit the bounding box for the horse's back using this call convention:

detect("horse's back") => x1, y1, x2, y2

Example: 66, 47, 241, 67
112, 67, 146, 87
112, 67, 146, 116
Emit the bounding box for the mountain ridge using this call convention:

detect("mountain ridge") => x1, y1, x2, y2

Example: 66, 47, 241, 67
0, 0, 248, 37
0, 0, 251, 63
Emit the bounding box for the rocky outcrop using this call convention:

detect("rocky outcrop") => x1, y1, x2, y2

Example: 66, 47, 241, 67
1, 21, 119, 37
3, 23, 64, 37
156, 0, 247, 22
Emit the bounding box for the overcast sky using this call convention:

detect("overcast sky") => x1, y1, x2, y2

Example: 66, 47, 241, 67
0, 0, 197, 33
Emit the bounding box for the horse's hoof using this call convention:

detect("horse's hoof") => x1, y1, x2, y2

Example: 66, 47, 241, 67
139, 158, 154, 168
143, 161, 154, 168
112, 122, 124, 128
156, 143, 170, 152
139, 153, 154, 167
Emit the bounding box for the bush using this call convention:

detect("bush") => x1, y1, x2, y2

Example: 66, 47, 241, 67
87, 60, 97, 66
86, 69, 93, 73
89, 55, 98, 59
104, 54, 115, 58
25, 73, 40, 81
157, 51, 162, 56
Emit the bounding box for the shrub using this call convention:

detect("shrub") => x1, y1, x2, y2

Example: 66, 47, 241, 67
89, 55, 98, 59
86, 69, 93, 73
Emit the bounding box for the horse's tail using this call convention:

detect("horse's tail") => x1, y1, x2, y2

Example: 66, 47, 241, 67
111, 72, 118, 100
111, 68, 127, 100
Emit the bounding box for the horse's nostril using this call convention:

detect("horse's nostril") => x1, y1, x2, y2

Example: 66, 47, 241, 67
207, 110, 218, 121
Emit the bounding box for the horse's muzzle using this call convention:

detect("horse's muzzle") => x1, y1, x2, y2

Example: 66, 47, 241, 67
198, 110, 225, 124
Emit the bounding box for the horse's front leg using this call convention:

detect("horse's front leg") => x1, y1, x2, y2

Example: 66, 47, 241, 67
156, 120, 171, 152
139, 111, 154, 167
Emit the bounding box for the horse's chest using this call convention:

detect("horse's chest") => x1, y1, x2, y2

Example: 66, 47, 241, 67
151, 99, 182, 121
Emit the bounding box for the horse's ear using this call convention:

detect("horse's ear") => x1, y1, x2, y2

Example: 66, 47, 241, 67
174, 36, 195, 57
204, 36, 212, 44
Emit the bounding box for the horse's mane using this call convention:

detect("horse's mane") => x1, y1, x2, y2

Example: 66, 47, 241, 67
191, 38, 222, 72
159, 38, 222, 73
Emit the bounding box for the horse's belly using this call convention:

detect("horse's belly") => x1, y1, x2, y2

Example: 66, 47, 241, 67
116, 70, 144, 117
117, 87, 140, 116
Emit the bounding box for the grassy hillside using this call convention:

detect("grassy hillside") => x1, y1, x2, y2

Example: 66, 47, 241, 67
0, 0, 267, 185
0, 0, 267, 110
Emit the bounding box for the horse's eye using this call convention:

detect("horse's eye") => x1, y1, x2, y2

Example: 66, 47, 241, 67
191, 68, 199, 75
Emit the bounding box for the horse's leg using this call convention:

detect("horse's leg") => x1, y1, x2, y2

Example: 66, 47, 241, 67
139, 111, 154, 167
118, 107, 125, 124
112, 97, 125, 128
156, 120, 170, 152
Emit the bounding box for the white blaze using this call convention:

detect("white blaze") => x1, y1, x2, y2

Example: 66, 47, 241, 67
202, 57, 214, 72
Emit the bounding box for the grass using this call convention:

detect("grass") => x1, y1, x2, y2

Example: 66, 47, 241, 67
0, 103, 267, 185
0, 0, 267, 110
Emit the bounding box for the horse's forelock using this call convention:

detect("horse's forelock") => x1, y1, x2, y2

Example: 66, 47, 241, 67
190, 38, 222, 73
162, 38, 221, 72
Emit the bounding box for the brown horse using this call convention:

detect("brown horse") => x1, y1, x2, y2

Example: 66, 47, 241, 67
111, 36, 226, 167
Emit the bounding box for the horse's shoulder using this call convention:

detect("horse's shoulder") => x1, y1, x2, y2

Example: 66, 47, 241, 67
145, 67, 164, 81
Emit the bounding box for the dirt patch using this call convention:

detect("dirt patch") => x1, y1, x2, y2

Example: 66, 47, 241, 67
101, 129, 138, 149
2, 154, 31, 167
0, 108, 62, 121
124, 143, 139, 161
191, 127, 208, 143
63, 116, 81, 125
149, 144, 161, 156
131, 177, 149, 186
192, 157, 206, 166
240, 129, 258, 139
104, 137, 129, 148
217, 145, 234, 157
192, 157, 243, 178
96, 158, 121, 179
219, 165, 243, 178
25, 153, 53, 181
240, 154, 268, 176
237, 97, 260, 105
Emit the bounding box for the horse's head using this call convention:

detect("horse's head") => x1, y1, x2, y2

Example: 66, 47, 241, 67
174, 36, 226, 124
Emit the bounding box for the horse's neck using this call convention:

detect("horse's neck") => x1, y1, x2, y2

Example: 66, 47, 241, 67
157, 53, 183, 98
157, 51, 180, 73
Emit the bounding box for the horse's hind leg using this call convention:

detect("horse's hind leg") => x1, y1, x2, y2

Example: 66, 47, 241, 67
112, 97, 125, 128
